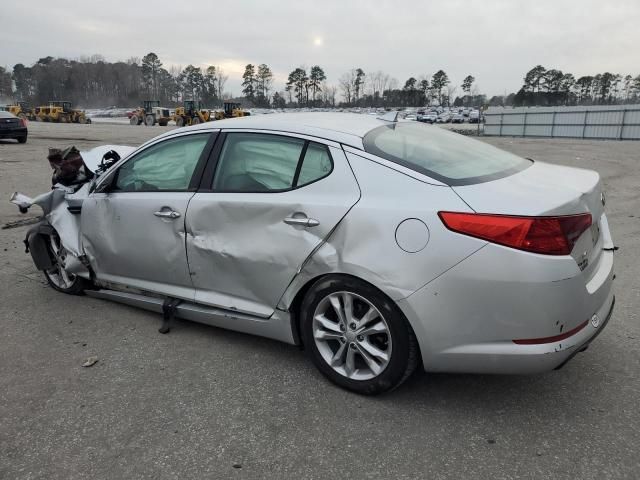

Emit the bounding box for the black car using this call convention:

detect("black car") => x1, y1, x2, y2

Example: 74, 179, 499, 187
0, 111, 28, 143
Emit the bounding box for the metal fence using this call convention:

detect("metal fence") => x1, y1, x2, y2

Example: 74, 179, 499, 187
483, 105, 640, 140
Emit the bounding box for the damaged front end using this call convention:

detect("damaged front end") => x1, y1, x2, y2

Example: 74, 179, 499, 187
10, 145, 136, 279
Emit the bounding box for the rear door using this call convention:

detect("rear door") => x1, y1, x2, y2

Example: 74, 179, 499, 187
81, 131, 215, 300
185, 131, 360, 317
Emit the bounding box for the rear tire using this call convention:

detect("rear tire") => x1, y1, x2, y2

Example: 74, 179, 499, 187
145, 114, 155, 126
17, 136, 27, 144
42, 229, 90, 295
300, 275, 419, 395
191, 117, 201, 125
129, 115, 139, 125
176, 116, 184, 127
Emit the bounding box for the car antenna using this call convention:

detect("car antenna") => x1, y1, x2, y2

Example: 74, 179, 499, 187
377, 111, 399, 122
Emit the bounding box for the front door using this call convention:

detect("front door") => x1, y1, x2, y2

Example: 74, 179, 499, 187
185, 131, 360, 317
81, 132, 213, 300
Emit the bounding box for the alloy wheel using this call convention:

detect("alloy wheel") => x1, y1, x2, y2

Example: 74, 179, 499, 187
312, 291, 392, 380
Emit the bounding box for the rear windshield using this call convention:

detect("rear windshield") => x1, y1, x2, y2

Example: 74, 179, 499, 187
363, 122, 531, 185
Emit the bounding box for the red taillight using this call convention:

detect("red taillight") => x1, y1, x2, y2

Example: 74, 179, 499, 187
438, 211, 592, 255
19, 118, 27, 127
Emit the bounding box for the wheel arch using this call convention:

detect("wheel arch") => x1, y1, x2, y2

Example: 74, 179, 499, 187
24, 222, 55, 270
285, 272, 421, 363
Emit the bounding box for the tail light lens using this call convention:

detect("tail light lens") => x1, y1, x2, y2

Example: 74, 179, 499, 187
19, 118, 27, 127
438, 211, 592, 255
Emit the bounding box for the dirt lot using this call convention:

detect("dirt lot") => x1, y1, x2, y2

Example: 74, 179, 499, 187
1, 122, 639, 479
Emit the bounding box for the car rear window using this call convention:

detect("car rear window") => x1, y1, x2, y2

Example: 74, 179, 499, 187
363, 122, 531, 185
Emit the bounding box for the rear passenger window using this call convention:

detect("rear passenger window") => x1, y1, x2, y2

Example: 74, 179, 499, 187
297, 143, 333, 187
213, 133, 333, 192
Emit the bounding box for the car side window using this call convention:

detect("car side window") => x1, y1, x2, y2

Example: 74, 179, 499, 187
213, 133, 305, 192
114, 134, 209, 192
212, 133, 333, 192
296, 142, 333, 187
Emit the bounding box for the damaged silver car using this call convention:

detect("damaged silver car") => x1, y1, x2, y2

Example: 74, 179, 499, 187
12, 113, 615, 394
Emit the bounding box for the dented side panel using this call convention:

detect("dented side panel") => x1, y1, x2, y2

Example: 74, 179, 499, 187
279, 151, 488, 309
185, 145, 360, 317
81, 192, 196, 301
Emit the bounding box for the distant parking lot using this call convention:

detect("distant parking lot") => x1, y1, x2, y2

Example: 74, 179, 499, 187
1, 122, 639, 479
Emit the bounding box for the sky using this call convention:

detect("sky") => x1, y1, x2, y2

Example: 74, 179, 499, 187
1, 0, 639, 98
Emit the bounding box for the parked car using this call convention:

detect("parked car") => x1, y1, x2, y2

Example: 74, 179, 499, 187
436, 112, 452, 123
468, 110, 481, 123
451, 113, 465, 123
12, 113, 615, 395
0, 111, 28, 143
418, 112, 438, 124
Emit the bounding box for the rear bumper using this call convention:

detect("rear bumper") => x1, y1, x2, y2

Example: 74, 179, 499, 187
397, 240, 615, 374
417, 291, 614, 374
0, 127, 27, 139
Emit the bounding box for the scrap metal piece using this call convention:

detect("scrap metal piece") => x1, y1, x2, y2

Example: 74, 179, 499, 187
82, 356, 98, 368
2, 216, 43, 230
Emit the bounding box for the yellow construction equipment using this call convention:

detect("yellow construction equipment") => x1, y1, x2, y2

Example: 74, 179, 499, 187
129, 100, 171, 126
173, 100, 212, 127
6, 102, 30, 119
32, 101, 90, 124
213, 102, 250, 120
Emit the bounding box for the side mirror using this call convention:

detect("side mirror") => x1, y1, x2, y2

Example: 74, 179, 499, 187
92, 175, 115, 194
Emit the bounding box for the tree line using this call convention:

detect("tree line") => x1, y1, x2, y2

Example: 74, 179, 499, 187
2, 53, 230, 108
509, 65, 640, 107
2, 54, 639, 109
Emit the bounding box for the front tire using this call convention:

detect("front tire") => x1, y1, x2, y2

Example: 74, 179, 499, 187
300, 275, 419, 395
43, 230, 89, 295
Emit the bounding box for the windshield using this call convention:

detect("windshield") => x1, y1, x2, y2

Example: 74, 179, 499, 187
363, 122, 531, 185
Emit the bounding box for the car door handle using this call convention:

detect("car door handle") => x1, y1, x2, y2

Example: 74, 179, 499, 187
154, 210, 181, 219
284, 216, 320, 227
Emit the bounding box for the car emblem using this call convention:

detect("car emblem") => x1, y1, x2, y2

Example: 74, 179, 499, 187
601, 192, 606, 207
590, 314, 600, 328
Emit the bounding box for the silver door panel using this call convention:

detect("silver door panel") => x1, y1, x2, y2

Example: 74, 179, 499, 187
82, 192, 196, 300
185, 145, 360, 316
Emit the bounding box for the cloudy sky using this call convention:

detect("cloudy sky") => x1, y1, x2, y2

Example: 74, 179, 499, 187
1, 0, 638, 97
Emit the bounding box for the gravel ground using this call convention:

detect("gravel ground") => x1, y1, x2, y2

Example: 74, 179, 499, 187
0, 122, 639, 480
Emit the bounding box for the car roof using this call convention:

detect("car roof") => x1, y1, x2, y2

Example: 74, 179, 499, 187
160, 112, 397, 149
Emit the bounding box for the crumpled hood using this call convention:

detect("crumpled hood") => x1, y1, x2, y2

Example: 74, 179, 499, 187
79, 145, 136, 173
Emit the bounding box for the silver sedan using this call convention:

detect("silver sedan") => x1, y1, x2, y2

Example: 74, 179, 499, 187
13, 113, 615, 394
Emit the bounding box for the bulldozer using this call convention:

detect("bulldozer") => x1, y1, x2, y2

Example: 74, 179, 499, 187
213, 102, 250, 120
173, 100, 212, 127
33, 101, 91, 124
6, 102, 30, 119
129, 100, 172, 126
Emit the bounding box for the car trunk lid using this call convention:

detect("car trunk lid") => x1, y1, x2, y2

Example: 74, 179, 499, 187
452, 160, 606, 274
0, 117, 21, 129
